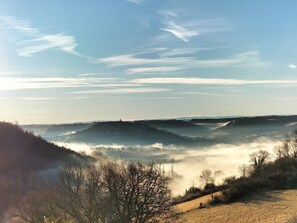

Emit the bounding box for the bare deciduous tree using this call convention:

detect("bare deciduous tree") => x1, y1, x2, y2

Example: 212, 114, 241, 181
10, 189, 63, 223
199, 169, 214, 186
238, 164, 252, 178
274, 131, 297, 159
103, 162, 176, 223
52, 165, 111, 223
199, 169, 223, 201
249, 150, 270, 170
9, 162, 177, 223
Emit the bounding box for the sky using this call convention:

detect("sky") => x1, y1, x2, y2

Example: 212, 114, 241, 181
1, 0, 297, 124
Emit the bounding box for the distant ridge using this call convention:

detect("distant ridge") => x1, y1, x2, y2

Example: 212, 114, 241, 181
21, 115, 297, 146
190, 115, 297, 124
21, 114, 297, 126
135, 119, 198, 128
66, 121, 211, 146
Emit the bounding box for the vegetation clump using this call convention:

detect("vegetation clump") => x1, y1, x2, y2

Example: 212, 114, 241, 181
221, 130, 297, 202
177, 129, 297, 206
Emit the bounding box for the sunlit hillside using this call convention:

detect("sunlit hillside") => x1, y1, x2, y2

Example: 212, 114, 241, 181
179, 190, 297, 223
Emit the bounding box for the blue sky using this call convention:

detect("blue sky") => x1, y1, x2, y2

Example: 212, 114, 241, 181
1, 0, 297, 124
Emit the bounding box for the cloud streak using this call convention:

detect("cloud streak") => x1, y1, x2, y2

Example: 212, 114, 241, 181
98, 50, 269, 69
161, 21, 198, 42
0, 16, 81, 57
130, 77, 297, 85
0, 77, 117, 91
98, 53, 191, 67
126, 66, 184, 75
18, 97, 54, 101
3, 76, 295, 94
157, 47, 208, 57
160, 11, 198, 42
0, 16, 38, 35
126, 0, 146, 4
159, 11, 232, 42
17, 34, 79, 57
74, 87, 170, 94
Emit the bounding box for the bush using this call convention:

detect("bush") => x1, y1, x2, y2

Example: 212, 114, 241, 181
222, 177, 270, 203
208, 195, 224, 206
185, 186, 201, 195
172, 192, 202, 205
204, 183, 216, 191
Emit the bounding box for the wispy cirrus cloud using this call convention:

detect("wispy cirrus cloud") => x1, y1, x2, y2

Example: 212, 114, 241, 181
0, 77, 117, 91
98, 50, 269, 69
272, 97, 297, 101
77, 73, 97, 77
6, 76, 296, 92
18, 97, 54, 101
0, 97, 54, 101
157, 47, 207, 57
17, 33, 79, 57
126, 66, 184, 75
182, 18, 233, 35
159, 11, 232, 42
98, 53, 191, 67
160, 11, 198, 42
126, 0, 146, 5
74, 87, 170, 95
130, 77, 297, 85
178, 91, 226, 96
0, 16, 81, 57
161, 21, 198, 42
0, 16, 38, 34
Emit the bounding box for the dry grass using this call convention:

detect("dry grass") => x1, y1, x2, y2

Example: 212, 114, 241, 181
176, 192, 221, 213
177, 190, 297, 223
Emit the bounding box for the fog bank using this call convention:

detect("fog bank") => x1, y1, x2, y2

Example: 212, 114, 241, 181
54, 137, 280, 196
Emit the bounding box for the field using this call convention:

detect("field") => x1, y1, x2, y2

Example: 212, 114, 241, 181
178, 190, 297, 223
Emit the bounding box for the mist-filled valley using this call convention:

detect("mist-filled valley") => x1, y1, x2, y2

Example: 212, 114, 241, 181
22, 115, 297, 195
1, 116, 297, 222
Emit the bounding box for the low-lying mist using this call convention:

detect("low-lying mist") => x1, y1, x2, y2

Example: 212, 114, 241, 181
54, 137, 280, 196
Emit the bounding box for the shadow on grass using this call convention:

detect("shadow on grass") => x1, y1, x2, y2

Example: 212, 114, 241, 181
240, 190, 285, 204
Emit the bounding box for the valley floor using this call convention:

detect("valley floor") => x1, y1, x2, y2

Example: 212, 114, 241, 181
178, 190, 297, 223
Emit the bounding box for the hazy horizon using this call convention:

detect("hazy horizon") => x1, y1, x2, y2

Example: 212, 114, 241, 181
10, 113, 296, 125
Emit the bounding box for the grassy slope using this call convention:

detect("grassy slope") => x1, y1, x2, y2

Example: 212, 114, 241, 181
179, 190, 297, 223
176, 192, 221, 213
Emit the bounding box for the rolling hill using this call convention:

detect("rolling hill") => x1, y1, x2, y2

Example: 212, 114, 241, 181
0, 122, 85, 174
66, 121, 211, 146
